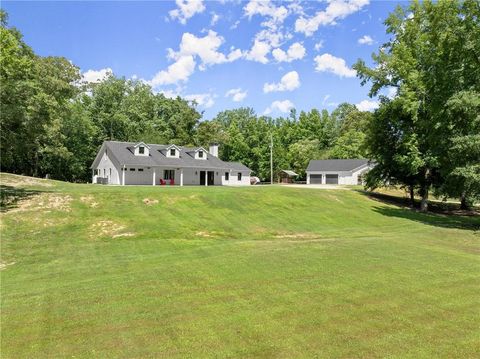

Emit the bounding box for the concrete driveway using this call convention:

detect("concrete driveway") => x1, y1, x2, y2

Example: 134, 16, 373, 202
280, 184, 351, 190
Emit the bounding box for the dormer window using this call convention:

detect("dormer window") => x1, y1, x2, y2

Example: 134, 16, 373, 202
194, 147, 208, 160
166, 144, 180, 158
134, 142, 150, 156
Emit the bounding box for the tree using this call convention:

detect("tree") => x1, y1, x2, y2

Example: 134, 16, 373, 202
354, 0, 480, 211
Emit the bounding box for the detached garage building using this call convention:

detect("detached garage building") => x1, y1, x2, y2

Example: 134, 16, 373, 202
306, 159, 373, 185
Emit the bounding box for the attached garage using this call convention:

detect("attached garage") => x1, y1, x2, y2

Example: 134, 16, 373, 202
309, 174, 323, 184
325, 174, 339, 184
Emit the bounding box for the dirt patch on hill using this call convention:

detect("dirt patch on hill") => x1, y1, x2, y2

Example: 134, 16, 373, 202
143, 198, 159, 206
9, 193, 72, 213
0, 261, 16, 271
80, 195, 99, 208
195, 230, 224, 238
0, 175, 53, 188
89, 220, 135, 239
274, 232, 321, 240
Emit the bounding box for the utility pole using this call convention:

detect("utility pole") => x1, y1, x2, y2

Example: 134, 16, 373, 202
270, 132, 273, 184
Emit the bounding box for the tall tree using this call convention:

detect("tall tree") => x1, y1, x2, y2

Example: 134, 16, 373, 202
354, 0, 480, 211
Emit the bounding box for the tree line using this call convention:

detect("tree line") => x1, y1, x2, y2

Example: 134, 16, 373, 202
1, 0, 479, 211
0, 10, 369, 183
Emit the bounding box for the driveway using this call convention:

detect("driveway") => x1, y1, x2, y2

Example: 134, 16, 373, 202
280, 184, 351, 190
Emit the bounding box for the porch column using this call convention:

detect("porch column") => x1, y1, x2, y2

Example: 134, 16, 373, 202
205, 170, 208, 186
122, 165, 125, 185
180, 169, 184, 186
152, 168, 156, 186
306, 174, 310, 185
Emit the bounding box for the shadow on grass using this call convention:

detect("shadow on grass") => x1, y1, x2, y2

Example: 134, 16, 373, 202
357, 190, 480, 231
0, 185, 43, 212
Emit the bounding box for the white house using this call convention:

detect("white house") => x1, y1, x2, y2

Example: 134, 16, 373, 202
91, 141, 252, 186
306, 159, 373, 185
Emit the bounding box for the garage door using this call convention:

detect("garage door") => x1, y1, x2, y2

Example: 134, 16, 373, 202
325, 174, 339, 184
310, 174, 322, 184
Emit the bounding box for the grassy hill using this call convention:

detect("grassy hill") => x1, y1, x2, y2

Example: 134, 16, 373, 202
1, 173, 479, 358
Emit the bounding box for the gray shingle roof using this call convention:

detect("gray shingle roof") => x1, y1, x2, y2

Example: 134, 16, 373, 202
95, 141, 251, 172
306, 159, 370, 172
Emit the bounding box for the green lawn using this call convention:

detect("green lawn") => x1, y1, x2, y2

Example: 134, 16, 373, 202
1, 173, 479, 358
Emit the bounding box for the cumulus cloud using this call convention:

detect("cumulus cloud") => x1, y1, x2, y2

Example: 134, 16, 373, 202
272, 42, 306, 62
210, 12, 220, 26
295, 0, 370, 36
244, 0, 288, 25
314, 53, 356, 78
245, 40, 271, 64
169, 0, 205, 25
264, 99, 295, 115
314, 40, 324, 51
225, 88, 247, 102
81, 68, 112, 83
149, 55, 196, 87
243, 0, 293, 63
168, 30, 242, 70
185, 93, 215, 108
358, 35, 373, 45
356, 99, 379, 111
264, 71, 301, 93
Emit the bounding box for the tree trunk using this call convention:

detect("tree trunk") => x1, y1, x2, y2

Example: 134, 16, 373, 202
420, 187, 429, 212
460, 193, 471, 211
409, 185, 415, 208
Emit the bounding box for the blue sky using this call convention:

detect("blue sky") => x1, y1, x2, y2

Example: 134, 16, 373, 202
3, 0, 405, 119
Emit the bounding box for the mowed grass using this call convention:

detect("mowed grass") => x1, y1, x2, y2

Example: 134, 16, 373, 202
1, 173, 479, 358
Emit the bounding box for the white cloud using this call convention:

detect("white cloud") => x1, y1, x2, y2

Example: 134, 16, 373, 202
244, 0, 293, 62
225, 88, 247, 102
295, 0, 370, 36
314, 40, 324, 51
149, 55, 196, 87
358, 35, 373, 45
159, 89, 180, 99
244, 0, 288, 25
264, 99, 295, 115
264, 71, 300, 93
168, 30, 242, 70
210, 12, 220, 26
314, 53, 356, 78
169, 0, 205, 25
322, 94, 330, 105
230, 20, 240, 29
245, 39, 271, 64
272, 42, 306, 62
356, 99, 379, 111
185, 93, 215, 108
82, 68, 112, 83
386, 87, 397, 99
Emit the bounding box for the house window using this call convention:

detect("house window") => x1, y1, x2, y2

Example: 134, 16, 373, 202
138, 168, 144, 172
238, 172, 242, 181
164, 170, 175, 180
225, 172, 229, 181
170, 148, 176, 156
130, 168, 135, 171
103, 169, 106, 176
198, 151, 203, 158
109, 168, 112, 177
139, 146, 145, 154
122, 168, 127, 171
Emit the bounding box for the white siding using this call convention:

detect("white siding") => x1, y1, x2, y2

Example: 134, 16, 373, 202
306, 165, 372, 185
93, 151, 121, 185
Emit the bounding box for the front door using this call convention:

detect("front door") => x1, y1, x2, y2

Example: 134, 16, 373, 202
207, 171, 215, 185
200, 171, 206, 185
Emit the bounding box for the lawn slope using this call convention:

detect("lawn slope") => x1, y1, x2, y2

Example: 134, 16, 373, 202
1, 173, 479, 358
